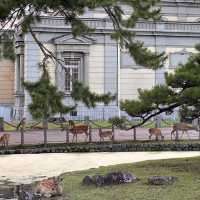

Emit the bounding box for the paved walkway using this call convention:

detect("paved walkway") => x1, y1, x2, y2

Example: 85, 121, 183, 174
0, 151, 200, 185
2, 128, 200, 145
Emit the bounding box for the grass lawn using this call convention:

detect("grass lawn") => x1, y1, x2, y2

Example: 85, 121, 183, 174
62, 156, 200, 200
3, 119, 178, 132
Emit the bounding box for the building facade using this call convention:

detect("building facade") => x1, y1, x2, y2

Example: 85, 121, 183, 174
1, 0, 200, 121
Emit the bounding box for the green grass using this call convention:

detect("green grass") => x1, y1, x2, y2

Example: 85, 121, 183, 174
62, 157, 200, 200
3, 119, 178, 132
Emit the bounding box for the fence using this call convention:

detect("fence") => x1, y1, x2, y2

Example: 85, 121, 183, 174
0, 106, 13, 122
0, 117, 200, 148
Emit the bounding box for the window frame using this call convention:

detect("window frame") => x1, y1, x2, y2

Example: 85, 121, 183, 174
63, 52, 83, 94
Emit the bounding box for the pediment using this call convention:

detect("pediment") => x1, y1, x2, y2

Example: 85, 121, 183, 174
52, 34, 96, 45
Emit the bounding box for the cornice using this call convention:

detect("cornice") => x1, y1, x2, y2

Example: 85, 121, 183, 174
30, 16, 200, 37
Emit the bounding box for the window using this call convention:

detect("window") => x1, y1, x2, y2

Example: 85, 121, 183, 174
169, 50, 191, 69
120, 49, 141, 69
70, 111, 77, 117
64, 53, 82, 93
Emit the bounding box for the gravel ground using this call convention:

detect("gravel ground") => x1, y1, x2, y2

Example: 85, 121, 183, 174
0, 151, 200, 185
2, 127, 200, 145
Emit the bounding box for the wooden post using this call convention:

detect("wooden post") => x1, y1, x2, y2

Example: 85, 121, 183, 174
89, 126, 92, 143
84, 116, 92, 143
198, 117, 200, 140
43, 118, 48, 146
175, 129, 179, 141
20, 118, 26, 146
66, 126, 69, 144
112, 125, 115, 141
20, 128, 24, 146
133, 128, 136, 141
0, 117, 4, 131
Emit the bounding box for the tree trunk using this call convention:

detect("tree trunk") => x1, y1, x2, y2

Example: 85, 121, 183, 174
112, 125, 115, 141
66, 126, 69, 143
20, 128, 24, 146
175, 129, 179, 141
89, 126, 92, 143
43, 118, 48, 146
133, 128, 136, 141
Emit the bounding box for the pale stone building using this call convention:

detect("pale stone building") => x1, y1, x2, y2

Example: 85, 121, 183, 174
0, 31, 15, 121
2, 0, 200, 121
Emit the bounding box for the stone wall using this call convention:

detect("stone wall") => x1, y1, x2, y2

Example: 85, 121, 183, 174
0, 141, 200, 155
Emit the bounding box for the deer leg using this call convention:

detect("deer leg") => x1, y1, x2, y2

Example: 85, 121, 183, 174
171, 130, 175, 140
161, 135, 164, 141
72, 134, 75, 143
180, 131, 184, 139
155, 135, 158, 141
85, 133, 88, 142
186, 131, 190, 140
149, 135, 151, 140
76, 134, 78, 143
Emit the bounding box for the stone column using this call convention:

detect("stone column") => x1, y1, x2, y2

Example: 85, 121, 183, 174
14, 35, 25, 121
84, 52, 89, 86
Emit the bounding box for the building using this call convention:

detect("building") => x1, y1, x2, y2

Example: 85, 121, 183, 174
1, 0, 200, 121
0, 31, 15, 121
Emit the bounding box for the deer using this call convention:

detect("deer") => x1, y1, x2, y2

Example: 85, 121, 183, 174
171, 122, 198, 140
148, 128, 164, 141
68, 120, 89, 143
0, 133, 10, 147
98, 128, 113, 142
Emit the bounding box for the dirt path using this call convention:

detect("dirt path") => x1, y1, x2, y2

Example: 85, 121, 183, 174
3, 128, 200, 145
0, 151, 199, 185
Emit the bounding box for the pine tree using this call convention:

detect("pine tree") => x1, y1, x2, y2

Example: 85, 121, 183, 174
23, 63, 75, 145
121, 45, 200, 129
0, 0, 165, 69
24, 63, 115, 145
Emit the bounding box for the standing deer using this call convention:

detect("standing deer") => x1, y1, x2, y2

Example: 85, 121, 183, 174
0, 133, 10, 147
148, 128, 164, 141
171, 122, 198, 140
69, 120, 89, 143
98, 128, 113, 142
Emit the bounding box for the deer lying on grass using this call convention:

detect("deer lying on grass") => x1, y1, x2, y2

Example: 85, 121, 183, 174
0, 133, 10, 147
171, 122, 198, 140
148, 128, 164, 141
69, 120, 89, 143
98, 128, 113, 142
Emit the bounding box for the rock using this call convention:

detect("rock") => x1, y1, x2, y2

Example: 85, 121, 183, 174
148, 176, 178, 185
93, 175, 105, 187
104, 172, 124, 185
82, 176, 94, 186
122, 172, 137, 183
82, 172, 137, 187
0, 186, 16, 199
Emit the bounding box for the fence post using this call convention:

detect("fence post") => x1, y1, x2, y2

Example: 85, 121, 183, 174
84, 116, 92, 143
19, 118, 26, 146
133, 128, 136, 141
198, 117, 200, 140
0, 117, 4, 131
175, 129, 179, 141
89, 126, 92, 143
66, 126, 69, 144
112, 125, 115, 141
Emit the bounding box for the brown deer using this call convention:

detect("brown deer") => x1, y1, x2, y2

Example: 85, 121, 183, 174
98, 128, 113, 142
148, 128, 164, 141
0, 133, 10, 147
69, 120, 89, 143
171, 122, 198, 140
